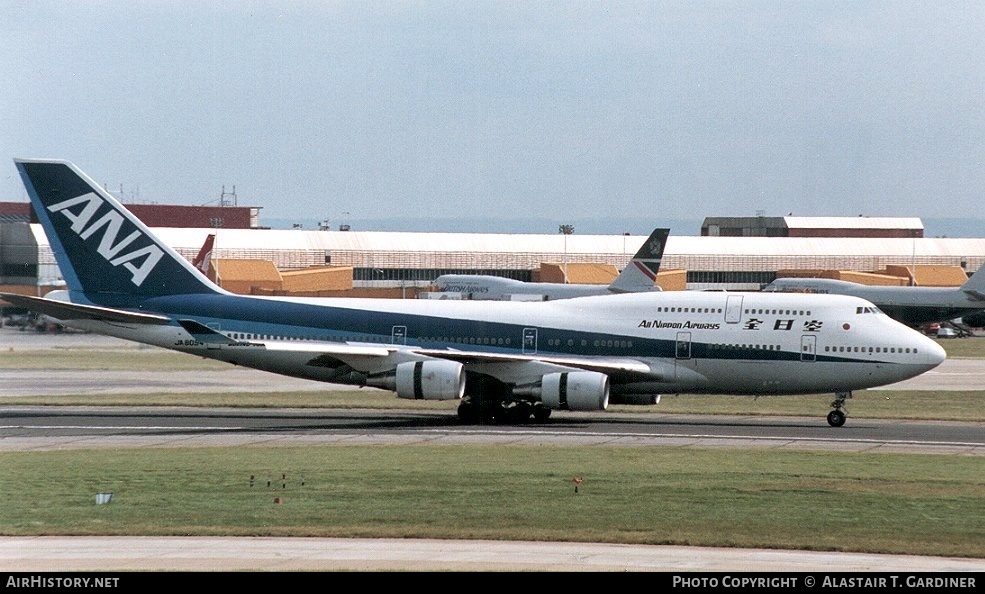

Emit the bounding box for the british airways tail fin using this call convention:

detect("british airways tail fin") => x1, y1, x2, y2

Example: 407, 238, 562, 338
608, 228, 669, 293
960, 264, 985, 301
14, 159, 221, 307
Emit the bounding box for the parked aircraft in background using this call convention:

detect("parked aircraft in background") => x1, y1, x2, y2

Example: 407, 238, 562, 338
763, 266, 985, 327
432, 227, 669, 300
4, 159, 945, 427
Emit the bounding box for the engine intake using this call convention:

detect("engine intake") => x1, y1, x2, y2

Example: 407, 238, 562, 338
541, 371, 609, 411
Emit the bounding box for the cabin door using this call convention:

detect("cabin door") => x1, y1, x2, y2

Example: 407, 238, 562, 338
522, 327, 538, 354
725, 295, 744, 324
675, 331, 691, 379
800, 335, 816, 362
675, 332, 692, 360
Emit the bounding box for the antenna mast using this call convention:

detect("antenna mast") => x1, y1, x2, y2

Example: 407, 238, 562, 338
219, 185, 237, 207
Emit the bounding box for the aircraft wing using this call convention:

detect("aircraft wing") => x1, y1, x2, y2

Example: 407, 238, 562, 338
315, 343, 656, 387
344, 344, 655, 385
413, 347, 652, 375
0, 292, 172, 325
243, 339, 394, 357
185, 325, 654, 385
224, 334, 653, 380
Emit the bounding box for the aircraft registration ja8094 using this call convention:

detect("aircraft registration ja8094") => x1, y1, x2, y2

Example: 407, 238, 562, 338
6, 159, 946, 427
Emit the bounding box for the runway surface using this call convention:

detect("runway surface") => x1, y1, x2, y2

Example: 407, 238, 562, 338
2, 327, 984, 572
3, 407, 984, 456
5, 536, 985, 572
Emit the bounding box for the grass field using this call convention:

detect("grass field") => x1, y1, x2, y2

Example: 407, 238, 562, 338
2, 337, 984, 557
2, 445, 983, 558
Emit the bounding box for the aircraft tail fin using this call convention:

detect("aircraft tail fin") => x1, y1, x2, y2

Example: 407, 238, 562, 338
14, 159, 221, 307
608, 228, 669, 293
193, 233, 216, 276
960, 264, 985, 301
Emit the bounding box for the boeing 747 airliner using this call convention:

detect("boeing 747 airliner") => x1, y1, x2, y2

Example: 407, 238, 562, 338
3, 159, 946, 427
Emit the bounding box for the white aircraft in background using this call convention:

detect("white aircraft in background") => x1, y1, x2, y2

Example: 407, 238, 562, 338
763, 266, 985, 328
432, 227, 669, 300
4, 159, 945, 427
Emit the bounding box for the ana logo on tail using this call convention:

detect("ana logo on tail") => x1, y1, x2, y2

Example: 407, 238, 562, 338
48, 192, 165, 287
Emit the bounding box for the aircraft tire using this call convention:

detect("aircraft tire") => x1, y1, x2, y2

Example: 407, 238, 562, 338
457, 400, 479, 424
827, 410, 846, 427
506, 401, 532, 424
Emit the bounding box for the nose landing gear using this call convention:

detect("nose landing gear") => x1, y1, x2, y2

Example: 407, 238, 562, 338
827, 391, 851, 427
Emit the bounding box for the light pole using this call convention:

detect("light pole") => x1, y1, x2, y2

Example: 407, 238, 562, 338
558, 224, 574, 284
210, 217, 223, 287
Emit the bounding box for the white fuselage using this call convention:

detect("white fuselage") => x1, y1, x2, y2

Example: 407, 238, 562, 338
62, 290, 945, 397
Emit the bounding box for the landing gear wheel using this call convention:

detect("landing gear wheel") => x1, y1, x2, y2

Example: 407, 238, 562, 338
506, 401, 532, 424
479, 401, 502, 425
827, 409, 846, 427
827, 391, 850, 427
457, 399, 479, 424
532, 404, 552, 423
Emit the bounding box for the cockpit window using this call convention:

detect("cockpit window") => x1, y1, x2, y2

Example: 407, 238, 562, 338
856, 306, 881, 314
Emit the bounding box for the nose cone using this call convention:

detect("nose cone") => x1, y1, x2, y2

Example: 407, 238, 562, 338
917, 333, 947, 369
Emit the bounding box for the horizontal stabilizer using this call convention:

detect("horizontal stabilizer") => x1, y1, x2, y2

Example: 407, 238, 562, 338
0, 292, 171, 325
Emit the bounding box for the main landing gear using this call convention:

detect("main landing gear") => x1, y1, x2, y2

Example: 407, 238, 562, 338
456, 395, 552, 425
456, 375, 553, 425
827, 391, 851, 427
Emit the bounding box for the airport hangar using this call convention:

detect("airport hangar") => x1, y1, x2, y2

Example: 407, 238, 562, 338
2, 209, 985, 299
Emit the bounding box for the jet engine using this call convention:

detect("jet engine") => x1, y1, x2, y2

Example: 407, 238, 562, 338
367, 360, 466, 401
395, 360, 465, 400
540, 371, 609, 411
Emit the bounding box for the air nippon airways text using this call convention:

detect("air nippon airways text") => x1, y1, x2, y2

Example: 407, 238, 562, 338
6, 575, 119, 588
47, 192, 164, 287
639, 320, 721, 330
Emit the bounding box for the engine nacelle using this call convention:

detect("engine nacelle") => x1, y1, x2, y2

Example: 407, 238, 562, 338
541, 371, 609, 411
394, 360, 465, 401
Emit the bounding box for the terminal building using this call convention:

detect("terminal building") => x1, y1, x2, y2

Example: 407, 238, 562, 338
701, 215, 924, 238
2, 205, 985, 300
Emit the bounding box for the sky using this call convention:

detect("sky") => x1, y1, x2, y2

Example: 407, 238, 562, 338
2, 1, 984, 235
